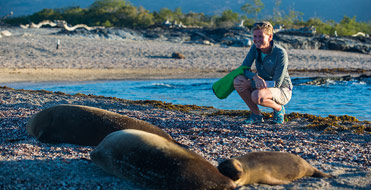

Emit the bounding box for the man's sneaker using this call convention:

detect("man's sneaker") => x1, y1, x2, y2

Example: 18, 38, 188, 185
244, 113, 264, 124
272, 105, 285, 124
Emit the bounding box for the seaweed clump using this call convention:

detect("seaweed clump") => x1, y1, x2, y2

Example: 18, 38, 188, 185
206, 110, 251, 117
286, 112, 371, 134
133, 100, 208, 112
206, 110, 272, 119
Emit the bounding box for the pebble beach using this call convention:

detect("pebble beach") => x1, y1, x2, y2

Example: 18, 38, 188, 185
0, 27, 370, 189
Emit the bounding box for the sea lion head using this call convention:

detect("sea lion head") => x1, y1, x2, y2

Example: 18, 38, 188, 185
218, 158, 244, 181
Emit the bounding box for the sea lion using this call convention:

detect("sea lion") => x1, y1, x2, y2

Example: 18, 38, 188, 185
217, 151, 332, 186
26, 104, 173, 146
90, 129, 236, 190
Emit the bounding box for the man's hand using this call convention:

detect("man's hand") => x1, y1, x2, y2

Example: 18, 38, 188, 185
252, 75, 267, 89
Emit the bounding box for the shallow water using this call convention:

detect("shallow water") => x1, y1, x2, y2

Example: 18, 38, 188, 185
3, 77, 370, 121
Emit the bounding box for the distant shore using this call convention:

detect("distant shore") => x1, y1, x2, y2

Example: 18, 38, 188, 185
0, 27, 370, 84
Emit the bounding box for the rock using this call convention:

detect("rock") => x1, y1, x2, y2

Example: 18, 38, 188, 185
0, 30, 12, 37
171, 52, 185, 59
49, 23, 370, 54
294, 74, 371, 85
276, 26, 317, 36
274, 33, 371, 54
202, 40, 213, 45
274, 34, 320, 50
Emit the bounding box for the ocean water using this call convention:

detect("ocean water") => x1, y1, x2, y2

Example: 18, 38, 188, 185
3, 77, 371, 121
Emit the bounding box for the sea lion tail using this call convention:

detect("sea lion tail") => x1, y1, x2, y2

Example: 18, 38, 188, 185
312, 169, 333, 178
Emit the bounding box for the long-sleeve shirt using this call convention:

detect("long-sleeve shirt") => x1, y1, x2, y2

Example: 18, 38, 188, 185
242, 41, 293, 90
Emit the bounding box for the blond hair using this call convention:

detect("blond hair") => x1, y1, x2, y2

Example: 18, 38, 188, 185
252, 21, 273, 35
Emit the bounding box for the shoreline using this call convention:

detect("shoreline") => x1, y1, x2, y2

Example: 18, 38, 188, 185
1, 27, 370, 189
0, 68, 226, 84
0, 67, 370, 84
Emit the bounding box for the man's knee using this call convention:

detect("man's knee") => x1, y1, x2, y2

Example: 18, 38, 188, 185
233, 78, 239, 87
233, 76, 244, 88
251, 91, 259, 104
253, 90, 271, 104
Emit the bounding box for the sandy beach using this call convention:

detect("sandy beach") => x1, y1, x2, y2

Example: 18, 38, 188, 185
1, 27, 370, 83
0, 27, 370, 189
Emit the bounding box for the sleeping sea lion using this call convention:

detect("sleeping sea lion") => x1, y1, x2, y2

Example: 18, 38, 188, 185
217, 151, 332, 186
90, 129, 236, 190
26, 104, 173, 146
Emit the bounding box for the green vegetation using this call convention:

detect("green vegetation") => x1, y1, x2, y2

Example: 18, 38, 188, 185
4, 0, 371, 36
241, 0, 264, 20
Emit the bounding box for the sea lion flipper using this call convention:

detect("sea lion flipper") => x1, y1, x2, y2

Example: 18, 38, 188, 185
260, 175, 291, 185
312, 169, 333, 178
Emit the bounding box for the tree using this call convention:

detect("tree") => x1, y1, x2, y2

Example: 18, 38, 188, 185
89, 0, 127, 13
334, 16, 369, 36
173, 7, 183, 22
281, 10, 303, 28
30, 8, 63, 23
241, 0, 264, 19
214, 9, 239, 28
59, 7, 86, 25
273, 0, 282, 23
135, 6, 154, 27
153, 8, 174, 23
305, 18, 334, 35
181, 12, 211, 27
86, 0, 129, 26
115, 5, 137, 27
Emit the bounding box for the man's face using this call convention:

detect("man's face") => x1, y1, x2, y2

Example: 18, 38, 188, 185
253, 29, 272, 50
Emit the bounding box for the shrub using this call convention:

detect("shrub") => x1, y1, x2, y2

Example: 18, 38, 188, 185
3, 0, 370, 35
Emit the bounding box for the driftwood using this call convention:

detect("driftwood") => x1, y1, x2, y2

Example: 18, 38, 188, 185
55, 20, 104, 31
19, 20, 104, 31
20, 20, 57, 29
352, 32, 368, 37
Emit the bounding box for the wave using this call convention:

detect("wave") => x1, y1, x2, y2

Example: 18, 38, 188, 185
140, 83, 177, 89
141, 81, 213, 90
